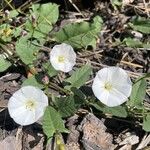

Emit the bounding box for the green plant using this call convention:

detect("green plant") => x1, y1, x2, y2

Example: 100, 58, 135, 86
0, 2, 150, 147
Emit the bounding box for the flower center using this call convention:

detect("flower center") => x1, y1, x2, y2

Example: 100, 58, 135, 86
2, 28, 12, 36
25, 99, 36, 111
58, 55, 65, 63
104, 82, 112, 91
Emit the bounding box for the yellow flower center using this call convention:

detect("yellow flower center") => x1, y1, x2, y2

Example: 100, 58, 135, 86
2, 28, 12, 36
58, 56, 65, 63
25, 99, 36, 111
104, 82, 112, 91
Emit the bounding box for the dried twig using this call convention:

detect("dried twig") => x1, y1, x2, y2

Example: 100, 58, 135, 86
68, 0, 85, 17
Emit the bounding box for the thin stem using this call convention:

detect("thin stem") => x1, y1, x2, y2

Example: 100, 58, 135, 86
4, 0, 14, 10
48, 81, 70, 95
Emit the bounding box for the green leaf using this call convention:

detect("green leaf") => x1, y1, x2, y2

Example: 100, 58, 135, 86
13, 26, 22, 37
136, 73, 150, 82
25, 20, 52, 39
15, 37, 40, 65
43, 106, 68, 139
55, 95, 77, 118
111, 0, 122, 9
89, 102, 104, 112
25, 3, 59, 39
129, 18, 150, 34
31, 3, 59, 24
43, 62, 58, 77
71, 87, 85, 100
123, 38, 150, 49
114, 38, 150, 49
55, 93, 85, 118
22, 75, 44, 89
143, 44, 150, 49
0, 55, 11, 72
143, 114, 150, 132
90, 102, 127, 118
54, 16, 103, 48
103, 106, 127, 118
128, 78, 147, 108
9, 10, 19, 18
123, 38, 143, 48
142, 73, 150, 78
65, 64, 92, 89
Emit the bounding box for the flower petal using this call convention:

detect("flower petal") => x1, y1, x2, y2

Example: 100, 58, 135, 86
96, 68, 111, 83
8, 97, 24, 110
8, 86, 48, 126
20, 86, 48, 103
92, 66, 132, 107
8, 105, 26, 118
92, 75, 105, 98
107, 88, 128, 107
50, 43, 76, 72
12, 109, 36, 125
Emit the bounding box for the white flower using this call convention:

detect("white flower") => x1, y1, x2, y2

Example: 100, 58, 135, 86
8, 86, 48, 125
92, 67, 132, 107
50, 43, 76, 72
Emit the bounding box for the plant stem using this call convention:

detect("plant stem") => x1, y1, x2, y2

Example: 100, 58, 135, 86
48, 81, 70, 95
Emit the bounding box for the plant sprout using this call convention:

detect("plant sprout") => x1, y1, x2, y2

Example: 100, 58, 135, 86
50, 43, 76, 72
92, 67, 132, 107
8, 86, 48, 125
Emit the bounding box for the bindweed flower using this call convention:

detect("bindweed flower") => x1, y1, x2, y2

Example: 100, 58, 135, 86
8, 86, 48, 125
92, 67, 132, 107
50, 43, 76, 72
